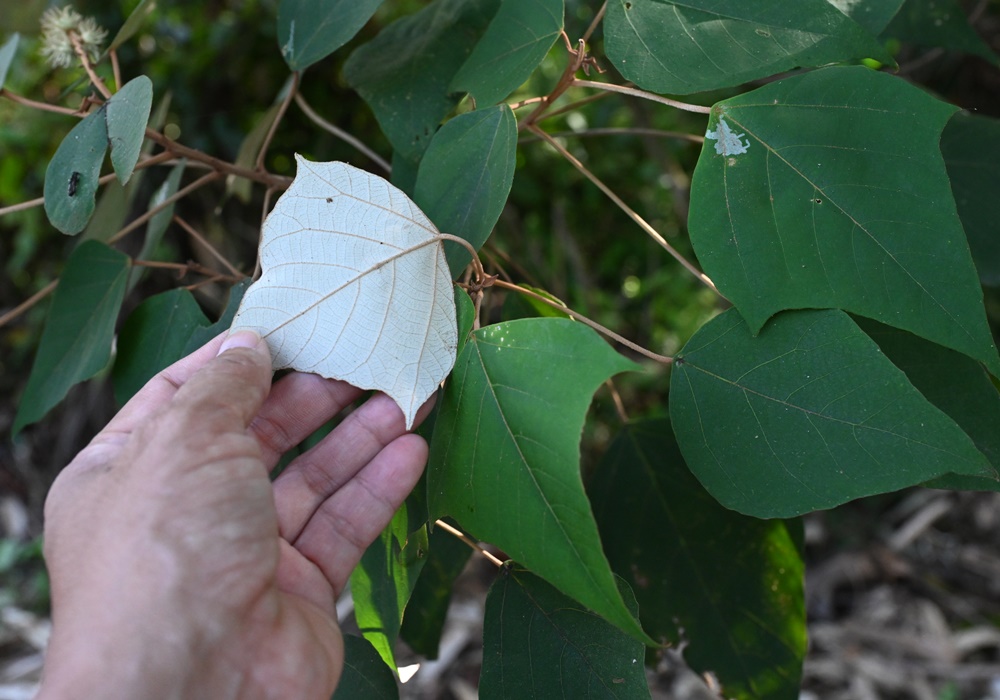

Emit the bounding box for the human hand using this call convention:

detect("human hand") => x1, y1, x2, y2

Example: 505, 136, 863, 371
37, 331, 430, 700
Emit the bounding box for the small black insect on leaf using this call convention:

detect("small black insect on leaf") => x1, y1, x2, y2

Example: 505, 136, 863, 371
326, 197, 333, 203
68, 171, 81, 197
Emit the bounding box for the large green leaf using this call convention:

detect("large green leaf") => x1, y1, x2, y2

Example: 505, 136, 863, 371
688, 66, 1000, 375
331, 635, 399, 700
398, 524, 472, 658
940, 112, 1000, 286
182, 278, 252, 354
604, 0, 893, 95
480, 568, 649, 699
450, 0, 563, 106
344, 0, 500, 161
277, 0, 385, 71
669, 308, 996, 518
590, 419, 806, 700
854, 318, 1000, 492
427, 318, 651, 642
350, 501, 429, 670
825, 0, 906, 35
43, 108, 109, 235
13, 241, 130, 435
883, 0, 998, 65
112, 288, 209, 406
413, 105, 517, 276
105, 76, 153, 186
0, 33, 19, 89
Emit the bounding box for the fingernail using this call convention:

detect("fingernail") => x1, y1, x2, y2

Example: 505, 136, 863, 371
217, 330, 261, 356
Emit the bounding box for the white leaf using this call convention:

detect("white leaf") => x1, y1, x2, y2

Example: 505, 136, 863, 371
231, 155, 458, 429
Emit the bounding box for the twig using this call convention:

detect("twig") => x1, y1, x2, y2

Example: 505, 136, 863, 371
493, 279, 673, 364
0, 280, 58, 329
524, 126, 704, 144
571, 79, 713, 114
108, 170, 223, 245
110, 49, 122, 91
535, 91, 612, 123
144, 129, 290, 188
1, 88, 81, 116
529, 125, 719, 294
173, 215, 245, 278
518, 37, 593, 131
508, 96, 547, 110
434, 519, 504, 567
256, 72, 300, 171
581, 1, 607, 43
604, 378, 629, 423
69, 33, 112, 99
294, 93, 392, 174
133, 258, 241, 282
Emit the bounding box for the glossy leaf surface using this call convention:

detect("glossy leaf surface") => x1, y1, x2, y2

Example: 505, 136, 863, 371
480, 568, 649, 699
277, 0, 384, 71
590, 419, 806, 700
688, 67, 1000, 375
13, 241, 129, 434
44, 108, 108, 235
230, 157, 457, 429
428, 318, 650, 642
105, 76, 153, 185
413, 105, 517, 276
604, 0, 892, 95
669, 308, 995, 517
112, 288, 209, 405
344, 0, 499, 160
450, 0, 563, 106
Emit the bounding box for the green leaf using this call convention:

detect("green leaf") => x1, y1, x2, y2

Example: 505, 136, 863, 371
109, 0, 157, 52
112, 289, 209, 405
590, 419, 806, 700
825, 0, 906, 35
669, 308, 995, 518
604, 0, 893, 95
455, 287, 475, 355
414, 105, 517, 276
688, 66, 1000, 375
853, 318, 1000, 492
350, 501, 429, 670
344, 0, 500, 161
883, 0, 998, 65
428, 318, 651, 643
450, 0, 563, 106
399, 524, 472, 658
128, 160, 186, 292
105, 76, 153, 186
940, 112, 1000, 286
13, 241, 130, 435
0, 33, 19, 89
277, 0, 385, 71
183, 278, 252, 355
480, 567, 650, 699
331, 635, 400, 700
44, 108, 109, 235
226, 102, 282, 203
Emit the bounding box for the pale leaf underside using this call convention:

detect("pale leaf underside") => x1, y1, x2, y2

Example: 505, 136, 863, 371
231, 156, 458, 428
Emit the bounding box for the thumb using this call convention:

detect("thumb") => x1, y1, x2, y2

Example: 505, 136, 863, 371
169, 330, 273, 433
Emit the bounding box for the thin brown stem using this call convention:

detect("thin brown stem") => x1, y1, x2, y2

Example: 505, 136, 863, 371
493, 279, 673, 364
256, 72, 300, 172
69, 33, 112, 99
604, 378, 630, 423
434, 519, 504, 567
508, 96, 547, 111
0, 280, 58, 330
518, 38, 591, 131
1, 88, 81, 116
581, 1, 607, 43
526, 126, 704, 144
144, 129, 290, 188
108, 171, 223, 245
437, 233, 486, 282
294, 93, 392, 174
535, 91, 612, 123
571, 79, 713, 114
173, 215, 245, 278
110, 49, 122, 91
529, 125, 718, 294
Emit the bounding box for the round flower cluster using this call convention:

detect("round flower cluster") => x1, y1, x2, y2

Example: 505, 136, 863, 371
39, 6, 107, 69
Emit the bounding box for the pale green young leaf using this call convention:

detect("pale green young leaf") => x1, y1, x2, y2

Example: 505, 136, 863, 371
428, 318, 652, 643
688, 67, 1000, 375
669, 309, 996, 518
13, 241, 130, 435
450, 0, 564, 106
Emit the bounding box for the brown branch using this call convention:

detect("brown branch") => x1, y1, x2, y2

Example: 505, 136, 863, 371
110, 49, 122, 91
571, 79, 713, 114
493, 279, 673, 364
256, 72, 300, 171
108, 170, 223, 245
434, 519, 504, 567
173, 215, 245, 278
69, 32, 112, 99
581, 1, 607, 43
604, 378, 630, 423
529, 125, 719, 294
1, 88, 81, 116
294, 93, 391, 174
144, 129, 291, 189
0, 280, 58, 330
518, 37, 593, 131
525, 126, 704, 144
508, 96, 547, 111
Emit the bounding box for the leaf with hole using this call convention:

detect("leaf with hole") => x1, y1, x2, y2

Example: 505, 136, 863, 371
688, 66, 1000, 375
230, 156, 457, 429
669, 308, 996, 518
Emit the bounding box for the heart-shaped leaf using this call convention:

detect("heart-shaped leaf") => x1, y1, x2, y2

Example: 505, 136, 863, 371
230, 156, 458, 429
